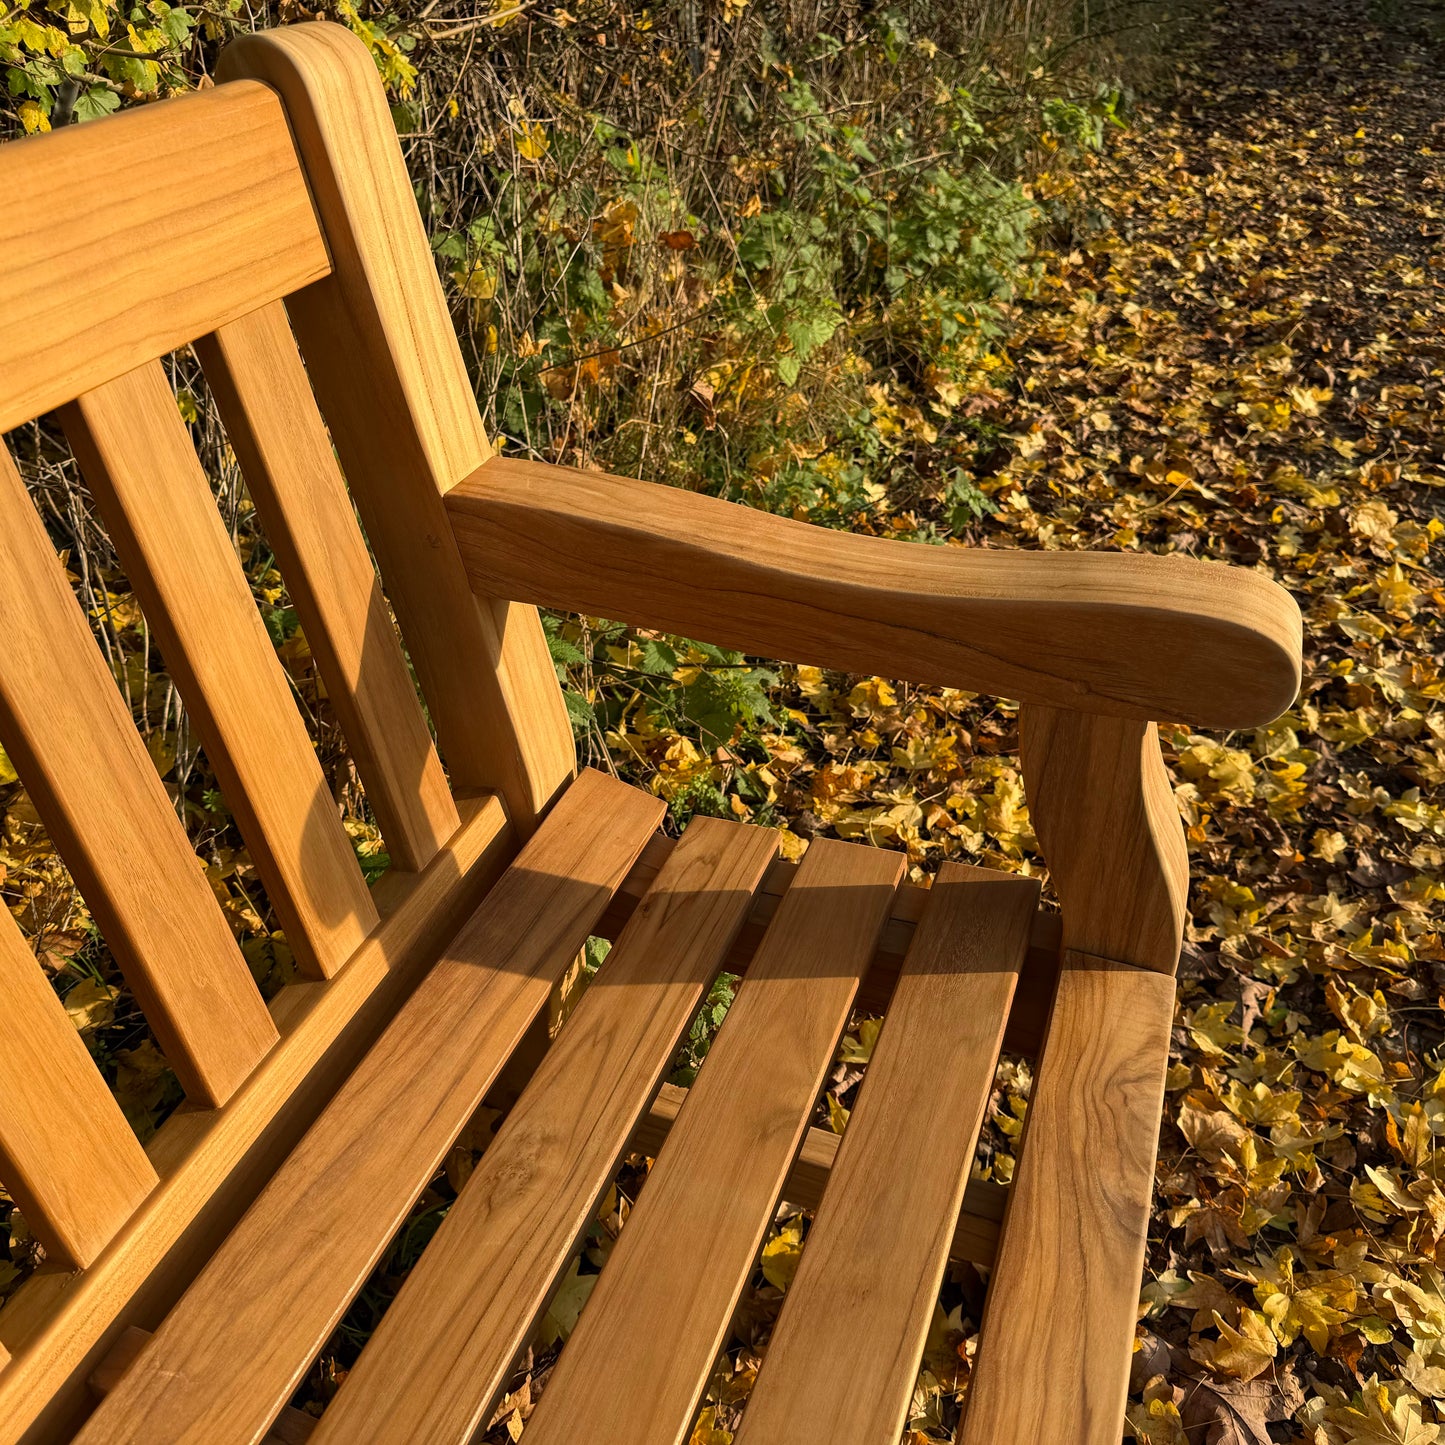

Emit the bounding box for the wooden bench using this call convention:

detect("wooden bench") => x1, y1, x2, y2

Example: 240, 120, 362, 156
0, 23, 1302, 1444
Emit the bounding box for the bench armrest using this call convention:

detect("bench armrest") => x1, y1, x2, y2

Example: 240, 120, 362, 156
445, 456, 1302, 730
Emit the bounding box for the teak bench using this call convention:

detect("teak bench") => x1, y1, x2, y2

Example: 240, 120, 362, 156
0, 23, 1302, 1444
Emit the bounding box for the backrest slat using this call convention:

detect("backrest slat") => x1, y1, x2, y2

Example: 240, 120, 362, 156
195, 303, 460, 873
0, 28, 584, 1420
221, 26, 576, 836
0, 82, 330, 435
61, 362, 380, 980
0, 905, 157, 1269
0, 444, 278, 1107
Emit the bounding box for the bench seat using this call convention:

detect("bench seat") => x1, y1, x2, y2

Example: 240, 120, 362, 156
77, 769, 1172, 1445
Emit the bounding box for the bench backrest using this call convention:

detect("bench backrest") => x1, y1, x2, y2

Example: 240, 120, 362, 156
0, 24, 571, 1436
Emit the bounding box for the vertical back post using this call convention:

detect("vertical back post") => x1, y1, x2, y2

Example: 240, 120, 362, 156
219, 23, 575, 837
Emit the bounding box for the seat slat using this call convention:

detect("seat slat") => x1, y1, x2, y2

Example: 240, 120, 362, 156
0, 444, 277, 1107
523, 837, 905, 1445
195, 302, 460, 873
0, 905, 157, 1269
0, 794, 509, 1445
62, 360, 379, 980
311, 814, 778, 1443
0, 82, 328, 434
74, 769, 663, 1445
90, 1329, 316, 1444
960, 952, 1175, 1445
632, 1082, 1008, 1265
735, 864, 1038, 1444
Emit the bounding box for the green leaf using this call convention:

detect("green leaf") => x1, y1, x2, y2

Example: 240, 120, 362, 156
563, 690, 593, 732
640, 638, 678, 676
73, 84, 119, 121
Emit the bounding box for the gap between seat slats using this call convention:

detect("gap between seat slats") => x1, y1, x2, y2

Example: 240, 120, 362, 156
0, 442, 277, 1108
0, 905, 156, 1270
596, 834, 1065, 1056
960, 953, 1176, 1445
194, 302, 459, 874
522, 837, 906, 1445
73, 768, 664, 1445
308, 814, 781, 1444
734, 864, 1039, 1444
60, 359, 379, 981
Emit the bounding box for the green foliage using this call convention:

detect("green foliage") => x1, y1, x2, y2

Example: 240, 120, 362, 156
0, 0, 425, 134
1042, 85, 1126, 153
669, 973, 737, 1087
1, 0, 199, 132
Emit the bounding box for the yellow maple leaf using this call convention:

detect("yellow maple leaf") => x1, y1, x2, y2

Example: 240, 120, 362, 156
63, 976, 118, 1034
18, 99, 50, 134
761, 1219, 804, 1292
515, 120, 549, 161
688, 1408, 733, 1445
1190, 1307, 1277, 1381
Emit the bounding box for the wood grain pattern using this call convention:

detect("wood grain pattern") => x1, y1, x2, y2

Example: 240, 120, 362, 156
599, 835, 1064, 1056
1021, 706, 1189, 971
737, 865, 1039, 1444
0, 82, 327, 433
219, 24, 575, 834
524, 837, 904, 1445
960, 953, 1176, 1445
0, 792, 511, 1445
447, 455, 1303, 731
89, 1329, 315, 1444
62, 360, 379, 980
195, 302, 459, 873
74, 771, 661, 1445
0, 905, 157, 1269
313, 816, 778, 1443
630, 1083, 1008, 1265
0, 442, 276, 1107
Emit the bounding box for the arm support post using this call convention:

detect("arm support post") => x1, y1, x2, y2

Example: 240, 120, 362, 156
1021, 705, 1188, 973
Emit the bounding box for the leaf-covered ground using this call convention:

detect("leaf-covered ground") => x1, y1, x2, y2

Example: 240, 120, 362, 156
485, 2, 1445, 1437
1047, 5, 1445, 1439
911, 1, 1445, 1438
